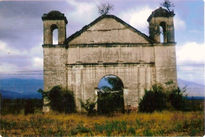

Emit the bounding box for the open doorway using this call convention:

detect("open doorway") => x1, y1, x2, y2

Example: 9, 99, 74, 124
97, 75, 124, 114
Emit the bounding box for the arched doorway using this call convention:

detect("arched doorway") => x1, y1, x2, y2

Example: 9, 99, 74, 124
97, 75, 124, 113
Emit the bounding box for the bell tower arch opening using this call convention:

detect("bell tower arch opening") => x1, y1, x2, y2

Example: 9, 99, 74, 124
97, 75, 124, 114
159, 22, 167, 43
50, 24, 58, 44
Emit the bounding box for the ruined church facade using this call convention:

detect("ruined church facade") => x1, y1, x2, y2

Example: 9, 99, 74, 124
42, 7, 177, 112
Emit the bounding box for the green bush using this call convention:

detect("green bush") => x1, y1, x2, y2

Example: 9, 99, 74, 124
43, 86, 76, 113
168, 87, 186, 110
139, 84, 167, 113
97, 90, 124, 114
139, 82, 193, 113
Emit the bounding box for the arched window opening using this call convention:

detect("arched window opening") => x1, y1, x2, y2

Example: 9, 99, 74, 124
50, 24, 58, 45
159, 22, 166, 43
159, 26, 164, 43
53, 29, 58, 44
97, 75, 124, 114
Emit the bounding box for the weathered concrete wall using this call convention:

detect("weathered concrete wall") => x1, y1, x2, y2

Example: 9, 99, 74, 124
67, 45, 154, 64
154, 44, 177, 84
66, 64, 156, 111
69, 18, 149, 44
43, 44, 177, 111
66, 43, 157, 111
43, 47, 67, 91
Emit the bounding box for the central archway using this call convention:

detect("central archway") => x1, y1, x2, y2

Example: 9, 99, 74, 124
97, 75, 124, 114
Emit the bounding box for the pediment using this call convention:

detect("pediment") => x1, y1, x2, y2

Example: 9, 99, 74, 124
66, 15, 152, 45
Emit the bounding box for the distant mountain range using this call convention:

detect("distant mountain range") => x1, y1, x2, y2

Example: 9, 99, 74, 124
0, 78, 43, 99
178, 79, 204, 97
0, 78, 204, 99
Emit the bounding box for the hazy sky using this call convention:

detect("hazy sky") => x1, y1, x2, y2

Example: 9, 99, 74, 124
0, 0, 204, 85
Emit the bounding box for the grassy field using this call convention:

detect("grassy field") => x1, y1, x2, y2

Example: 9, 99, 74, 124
1, 111, 204, 136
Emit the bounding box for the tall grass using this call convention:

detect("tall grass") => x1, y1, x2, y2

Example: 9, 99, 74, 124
0, 111, 204, 136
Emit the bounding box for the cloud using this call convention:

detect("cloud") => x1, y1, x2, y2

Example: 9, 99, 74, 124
176, 42, 205, 65
175, 41, 204, 85
0, 61, 43, 79
177, 64, 204, 86
0, 63, 19, 74
29, 43, 43, 58
0, 40, 42, 57
0, 40, 43, 77
119, 6, 153, 34
174, 14, 186, 30
66, 0, 98, 24
119, 6, 186, 34
33, 57, 43, 69
0, 41, 21, 57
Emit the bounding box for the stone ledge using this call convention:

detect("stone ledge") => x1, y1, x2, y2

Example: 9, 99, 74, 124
42, 44, 66, 48
42, 43, 176, 48
66, 62, 155, 67
68, 43, 153, 48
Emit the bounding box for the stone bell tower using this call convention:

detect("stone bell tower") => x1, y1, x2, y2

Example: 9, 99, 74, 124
147, 7, 177, 86
42, 10, 67, 45
42, 11, 68, 112
147, 7, 175, 43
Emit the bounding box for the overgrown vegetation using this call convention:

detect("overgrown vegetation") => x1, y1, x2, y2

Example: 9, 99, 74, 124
80, 91, 124, 116
168, 86, 186, 110
80, 98, 97, 115
1, 111, 204, 136
138, 82, 202, 113
1, 82, 204, 136
139, 84, 167, 113
161, 0, 175, 12
97, 75, 124, 115
97, 90, 124, 114
97, 2, 113, 15
38, 86, 76, 113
